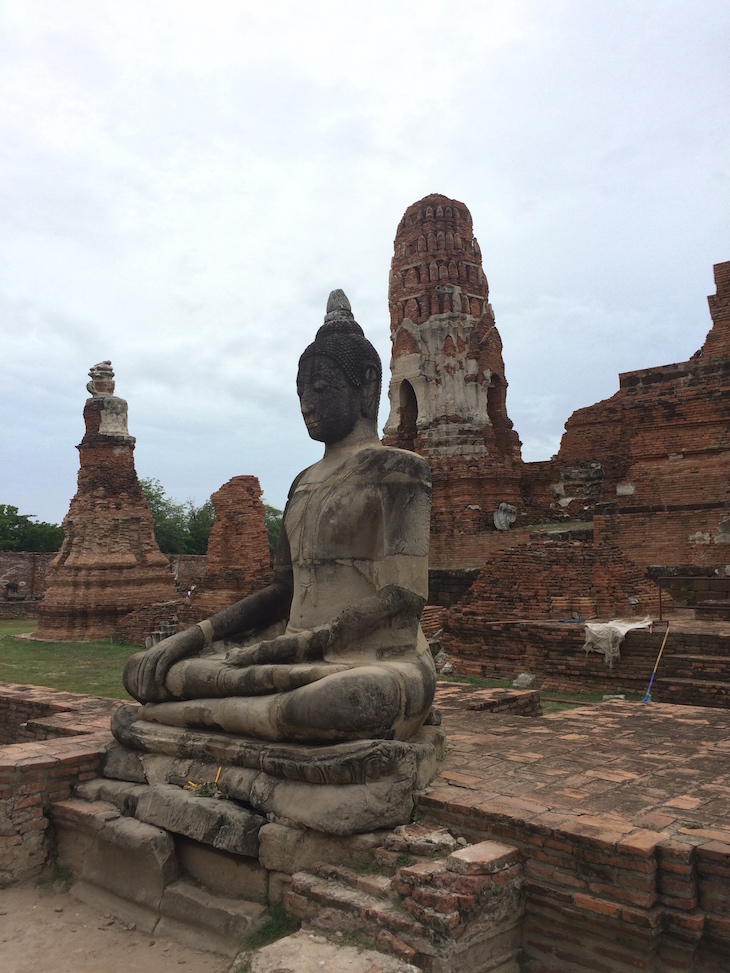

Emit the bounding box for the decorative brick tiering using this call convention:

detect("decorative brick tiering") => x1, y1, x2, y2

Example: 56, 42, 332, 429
382, 194, 522, 546
287, 822, 526, 972
0, 683, 118, 880
35, 362, 177, 641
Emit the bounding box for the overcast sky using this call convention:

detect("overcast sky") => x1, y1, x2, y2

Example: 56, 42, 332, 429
2, 0, 728, 525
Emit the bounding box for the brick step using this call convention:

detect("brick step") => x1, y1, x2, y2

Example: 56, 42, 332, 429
658, 657, 730, 682
309, 861, 393, 899
664, 653, 730, 661
287, 830, 525, 972
651, 679, 730, 708
288, 870, 426, 950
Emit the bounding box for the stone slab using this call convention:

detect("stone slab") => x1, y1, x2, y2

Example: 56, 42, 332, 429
111, 705, 445, 785
52, 798, 178, 911
176, 836, 268, 902
240, 929, 422, 973
156, 880, 268, 957
258, 822, 386, 874
134, 783, 264, 856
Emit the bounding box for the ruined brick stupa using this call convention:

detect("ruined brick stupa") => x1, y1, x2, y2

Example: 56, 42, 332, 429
35, 362, 177, 640
185, 475, 272, 620
383, 194, 522, 560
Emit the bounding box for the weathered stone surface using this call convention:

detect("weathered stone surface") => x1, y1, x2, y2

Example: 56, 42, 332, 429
176, 836, 268, 902
105, 292, 444, 841
75, 777, 149, 815
120, 293, 438, 762
52, 798, 178, 912
35, 361, 177, 641
101, 739, 147, 782
258, 822, 387, 875
240, 930, 422, 973
111, 705, 443, 785
493, 502, 516, 531
156, 880, 267, 957
108, 713, 445, 833
133, 784, 264, 856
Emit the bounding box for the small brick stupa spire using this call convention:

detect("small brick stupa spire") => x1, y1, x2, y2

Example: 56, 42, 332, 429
35, 362, 177, 640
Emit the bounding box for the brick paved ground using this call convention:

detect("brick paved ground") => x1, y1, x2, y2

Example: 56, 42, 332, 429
428, 685, 730, 840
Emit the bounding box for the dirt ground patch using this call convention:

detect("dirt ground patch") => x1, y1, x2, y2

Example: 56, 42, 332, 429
0, 881, 231, 973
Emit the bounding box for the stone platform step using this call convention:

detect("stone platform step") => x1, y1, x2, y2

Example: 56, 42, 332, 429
241, 929, 421, 973
50, 797, 268, 956
75, 777, 264, 856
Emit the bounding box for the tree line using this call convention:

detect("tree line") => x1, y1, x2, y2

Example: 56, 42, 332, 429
1, 483, 283, 557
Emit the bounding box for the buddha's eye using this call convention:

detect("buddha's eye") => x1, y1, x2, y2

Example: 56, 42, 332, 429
312, 381, 329, 393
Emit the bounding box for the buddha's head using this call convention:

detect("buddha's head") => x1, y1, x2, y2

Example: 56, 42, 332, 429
297, 290, 382, 444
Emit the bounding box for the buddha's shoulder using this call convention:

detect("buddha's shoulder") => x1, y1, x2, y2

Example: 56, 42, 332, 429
354, 445, 431, 484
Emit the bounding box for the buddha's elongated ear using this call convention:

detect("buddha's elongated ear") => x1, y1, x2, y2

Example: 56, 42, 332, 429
361, 364, 381, 419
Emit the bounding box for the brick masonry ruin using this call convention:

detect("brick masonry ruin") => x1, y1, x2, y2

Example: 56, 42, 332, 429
379, 197, 729, 708
522, 260, 730, 570
34, 362, 177, 641
385, 197, 729, 586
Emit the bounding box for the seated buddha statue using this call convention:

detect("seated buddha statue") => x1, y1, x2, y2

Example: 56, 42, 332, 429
122, 290, 435, 745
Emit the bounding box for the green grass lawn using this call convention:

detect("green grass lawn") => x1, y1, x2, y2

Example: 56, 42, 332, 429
0, 619, 135, 699
1, 618, 643, 710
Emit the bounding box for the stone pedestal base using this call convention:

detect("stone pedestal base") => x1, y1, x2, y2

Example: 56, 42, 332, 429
109, 704, 445, 834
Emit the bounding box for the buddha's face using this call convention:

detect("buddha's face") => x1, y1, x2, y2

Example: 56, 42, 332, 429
297, 355, 360, 444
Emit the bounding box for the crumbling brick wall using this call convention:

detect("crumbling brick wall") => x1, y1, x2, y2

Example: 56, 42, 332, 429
0, 552, 55, 599
180, 475, 272, 621
520, 261, 730, 541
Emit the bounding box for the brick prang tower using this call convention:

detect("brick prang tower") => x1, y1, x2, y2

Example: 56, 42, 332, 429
383, 194, 522, 561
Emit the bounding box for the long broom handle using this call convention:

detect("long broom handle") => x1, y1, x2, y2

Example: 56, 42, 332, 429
650, 625, 670, 678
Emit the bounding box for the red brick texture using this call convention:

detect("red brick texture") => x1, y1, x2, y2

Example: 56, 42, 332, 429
182, 475, 272, 621
384, 194, 523, 544
519, 260, 730, 567
0, 683, 118, 880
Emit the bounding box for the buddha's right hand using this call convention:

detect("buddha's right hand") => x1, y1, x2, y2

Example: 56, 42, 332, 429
123, 626, 205, 703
